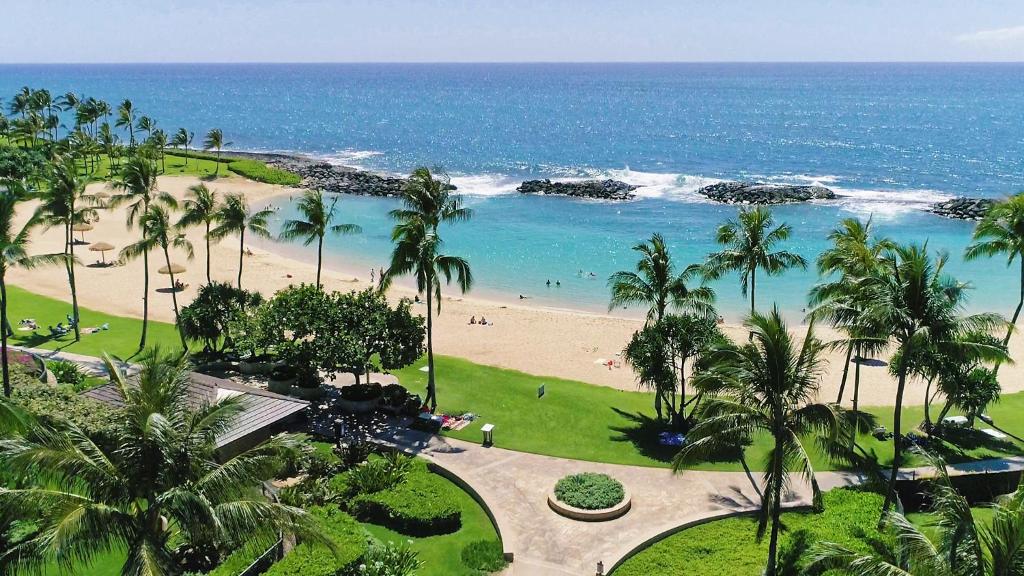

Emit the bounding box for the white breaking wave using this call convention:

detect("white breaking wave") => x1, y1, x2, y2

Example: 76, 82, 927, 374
828, 186, 954, 218
448, 173, 522, 196
318, 149, 384, 170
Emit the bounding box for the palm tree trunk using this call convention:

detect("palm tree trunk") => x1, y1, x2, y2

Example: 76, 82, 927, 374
316, 234, 323, 288
67, 223, 81, 342
163, 246, 186, 349
1, 275, 10, 397
765, 445, 784, 576
205, 221, 212, 285
850, 343, 862, 452
923, 376, 935, 433
835, 343, 853, 404
237, 229, 245, 289
748, 269, 756, 341
881, 365, 908, 523
425, 288, 437, 412
996, 259, 1024, 375
139, 249, 149, 350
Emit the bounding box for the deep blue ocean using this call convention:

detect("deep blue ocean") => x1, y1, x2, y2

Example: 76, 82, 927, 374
2, 63, 1023, 318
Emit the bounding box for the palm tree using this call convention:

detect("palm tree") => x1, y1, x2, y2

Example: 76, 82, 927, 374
381, 167, 473, 412
41, 158, 99, 342
110, 156, 177, 350
149, 129, 168, 173
136, 115, 156, 140
115, 99, 136, 147
673, 308, 842, 576
965, 193, 1024, 373
705, 206, 807, 317
209, 193, 273, 289
278, 189, 361, 288
203, 128, 230, 175
171, 128, 194, 165
381, 217, 471, 412
0, 348, 323, 576
121, 204, 194, 349
177, 184, 219, 284
0, 183, 66, 397
862, 243, 1007, 520
608, 232, 715, 323
807, 456, 1024, 576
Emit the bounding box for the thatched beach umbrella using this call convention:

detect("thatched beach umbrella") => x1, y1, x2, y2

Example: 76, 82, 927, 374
158, 263, 187, 275
88, 241, 115, 264
72, 222, 94, 242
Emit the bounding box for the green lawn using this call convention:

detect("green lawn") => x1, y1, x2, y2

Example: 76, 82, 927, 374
79, 151, 232, 181
5, 284, 182, 359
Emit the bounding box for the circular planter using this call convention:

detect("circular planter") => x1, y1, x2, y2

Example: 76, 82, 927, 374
336, 396, 382, 414
267, 377, 296, 395
239, 359, 274, 375
293, 385, 323, 401
547, 487, 631, 522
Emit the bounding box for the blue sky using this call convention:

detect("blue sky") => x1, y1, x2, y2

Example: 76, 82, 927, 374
3, 0, 1024, 63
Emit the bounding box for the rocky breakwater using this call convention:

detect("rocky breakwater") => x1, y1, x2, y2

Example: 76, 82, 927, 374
267, 157, 410, 197
927, 197, 994, 221
698, 181, 837, 204
516, 179, 639, 200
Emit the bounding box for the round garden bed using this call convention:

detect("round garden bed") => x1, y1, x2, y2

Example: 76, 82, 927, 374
336, 382, 383, 413
547, 472, 630, 521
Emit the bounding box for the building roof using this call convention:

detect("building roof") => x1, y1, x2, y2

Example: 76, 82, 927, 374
83, 372, 309, 448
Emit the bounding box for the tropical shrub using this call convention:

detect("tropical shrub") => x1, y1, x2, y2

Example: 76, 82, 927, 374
554, 473, 625, 510
278, 476, 340, 509
10, 381, 121, 447
264, 506, 367, 576
228, 159, 301, 185
180, 282, 263, 353
347, 541, 421, 576
350, 463, 462, 536
207, 539, 276, 576
47, 359, 87, 390
341, 382, 384, 402
344, 452, 414, 496
460, 539, 507, 573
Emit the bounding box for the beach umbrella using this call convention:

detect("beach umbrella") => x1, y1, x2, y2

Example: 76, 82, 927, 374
88, 241, 115, 264
158, 263, 187, 275
72, 222, 93, 242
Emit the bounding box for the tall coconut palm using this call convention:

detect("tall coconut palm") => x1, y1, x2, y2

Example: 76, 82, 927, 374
209, 193, 273, 289
381, 217, 471, 412
149, 128, 168, 173
965, 193, 1024, 373
121, 204, 193, 349
0, 183, 66, 397
862, 243, 1007, 521
608, 232, 715, 323
41, 158, 99, 342
110, 156, 177, 350
203, 128, 230, 175
171, 128, 194, 165
177, 184, 219, 284
0, 348, 323, 576
278, 189, 361, 288
705, 206, 807, 317
807, 456, 1024, 576
136, 115, 156, 140
673, 308, 842, 576
382, 167, 473, 412
115, 98, 136, 147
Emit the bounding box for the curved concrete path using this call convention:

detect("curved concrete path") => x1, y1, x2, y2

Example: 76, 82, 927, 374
374, 426, 859, 576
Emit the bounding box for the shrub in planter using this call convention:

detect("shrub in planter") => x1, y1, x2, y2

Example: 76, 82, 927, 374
268, 364, 298, 394
460, 539, 507, 573
350, 466, 461, 536
554, 473, 625, 510
340, 382, 383, 402
264, 506, 366, 576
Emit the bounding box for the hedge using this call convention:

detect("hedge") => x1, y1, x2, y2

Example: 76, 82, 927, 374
350, 466, 462, 536
227, 160, 301, 186
263, 506, 366, 576
554, 472, 625, 510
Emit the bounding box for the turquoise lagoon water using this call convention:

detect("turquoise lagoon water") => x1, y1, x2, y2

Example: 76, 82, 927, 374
2, 63, 1022, 318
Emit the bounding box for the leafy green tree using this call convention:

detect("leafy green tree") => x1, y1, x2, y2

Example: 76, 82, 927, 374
177, 183, 219, 284
331, 288, 425, 384
0, 183, 65, 397
120, 204, 193, 348
203, 128, 230, 175
673, 308, 843, 576
0, 348, 323, 576
965, 193, 1024, 374
608, 232, 714, 322
179, 282, 263, 353
862, 244, 1007, 520
209, 192, 273, 289
278, 189, 361, 288
110, 155, 177, 349
705, 206, 806, 316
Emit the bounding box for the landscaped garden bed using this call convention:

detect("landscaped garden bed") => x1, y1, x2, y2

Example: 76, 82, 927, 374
548, 472, 631, 521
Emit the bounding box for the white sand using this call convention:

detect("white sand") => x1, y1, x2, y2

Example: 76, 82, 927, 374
10, 174, 1023, 408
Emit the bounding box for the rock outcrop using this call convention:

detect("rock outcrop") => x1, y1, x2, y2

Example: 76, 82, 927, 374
927, 197, 994, 220
697, 181, 836, 204
266, 158, 410, 197
516, 179, 638, 200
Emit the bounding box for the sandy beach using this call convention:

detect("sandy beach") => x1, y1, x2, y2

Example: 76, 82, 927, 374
9, 174, 1024, 408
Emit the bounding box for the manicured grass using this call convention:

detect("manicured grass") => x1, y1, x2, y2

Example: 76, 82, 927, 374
395, 355, 1024, 471
357, 462, 504, 576
611, 488, 888, 576
78, 151, 228, 181
6, 284, 182, 358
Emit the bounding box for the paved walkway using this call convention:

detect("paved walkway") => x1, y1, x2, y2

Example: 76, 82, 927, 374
374, 426, 860, 576
13, 345, 138, 377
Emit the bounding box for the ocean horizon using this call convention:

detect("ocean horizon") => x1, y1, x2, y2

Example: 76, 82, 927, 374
4, 62, 1023, 318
